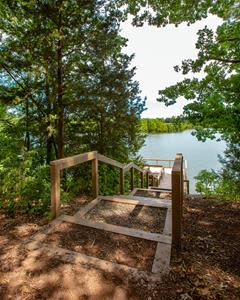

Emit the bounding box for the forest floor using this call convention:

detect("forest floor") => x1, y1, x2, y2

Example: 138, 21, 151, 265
0, 195, 240, 300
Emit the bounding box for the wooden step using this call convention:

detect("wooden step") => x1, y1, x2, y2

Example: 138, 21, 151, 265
100, 195, 171, 208
58, 214, 172, 244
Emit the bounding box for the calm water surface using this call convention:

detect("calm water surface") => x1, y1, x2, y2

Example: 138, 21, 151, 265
139, 130, 226, 193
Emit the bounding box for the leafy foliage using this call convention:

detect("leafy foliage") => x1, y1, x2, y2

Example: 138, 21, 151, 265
0, 0, 145, 214
139, 117, 192, 133
157, 1, 240, 198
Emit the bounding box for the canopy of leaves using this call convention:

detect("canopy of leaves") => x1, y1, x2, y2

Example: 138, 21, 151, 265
157, 1, 240, 143
0, 0, 145, 214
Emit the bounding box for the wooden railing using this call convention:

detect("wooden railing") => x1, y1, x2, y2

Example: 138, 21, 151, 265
171, 153, 184, 249
143, 158, 175, 168
50, 151, 150, 218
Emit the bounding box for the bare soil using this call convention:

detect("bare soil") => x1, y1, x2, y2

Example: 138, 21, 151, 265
0, 195, 240, 300
84, 200, 167, 233
44, 221, 157, 271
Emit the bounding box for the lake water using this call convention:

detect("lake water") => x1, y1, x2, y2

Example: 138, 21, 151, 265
139, 130, 226, 193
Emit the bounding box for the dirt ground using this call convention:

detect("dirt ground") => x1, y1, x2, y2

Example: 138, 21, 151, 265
0, 195, 240, 300
84, 200, 167, 233
45, 221, 157, 271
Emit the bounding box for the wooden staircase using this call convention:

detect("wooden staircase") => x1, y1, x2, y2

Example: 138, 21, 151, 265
26, 152, 188, 279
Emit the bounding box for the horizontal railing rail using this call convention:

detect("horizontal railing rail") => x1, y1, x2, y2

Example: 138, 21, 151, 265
51, 151, 152, 218
143, 157, 175, 168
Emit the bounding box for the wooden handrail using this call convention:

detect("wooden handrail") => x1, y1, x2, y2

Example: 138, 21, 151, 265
50, 151, 97, 170
143, 158, 175, 162
97, 153, 124, 169
50, 151, 150, 218
123, 162, 134, 173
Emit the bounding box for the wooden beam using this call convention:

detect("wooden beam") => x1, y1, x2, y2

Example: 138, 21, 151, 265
146, 172, 149, 189
74, 198, 101, 218
92, 158, 98, 198
51, 151, 97, 170
133, 164, 146, 173
58, 214, 172, 244
152, 242, 171, 274
99, 195, 171, 208
123, 162, 134, 173
131, 187, 172, 193
172, 153, 183, 249
163, 208, 172, 236
141, 172, 144, 188
97, 153, 124, 169
130, 167, 134, 190
51, 163, 61, 218
120, 168, 124, 194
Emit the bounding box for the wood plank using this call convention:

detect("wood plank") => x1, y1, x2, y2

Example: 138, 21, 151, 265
74, 198, 100, 218
163, 208, 172, 236
141, 172, 144, 188
100, 195, 171, 208
146, 172, 149, 189
123, 162, 134, 173
130, 167, 134, 190
133, 164, 144, 173
132, 188, 171, 193
58, 214, 172, 244
51, 151, 97, 170
143, 158, 174, 163
120, 168, 124, 194
111, 195, 171, 205
92, 158, 99, 198
152, 242, 171, 274
97, 153, 123, 168
51, 164, 61, 218
129, 188, 138, 196
172, 154, 183, 249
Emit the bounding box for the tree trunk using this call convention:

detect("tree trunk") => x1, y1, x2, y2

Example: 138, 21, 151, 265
25, 98, 30, 151
57, 11, 64, 159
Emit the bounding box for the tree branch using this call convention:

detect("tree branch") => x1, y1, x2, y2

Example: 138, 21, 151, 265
0, 62, 46, 116
208, 57, 240, 64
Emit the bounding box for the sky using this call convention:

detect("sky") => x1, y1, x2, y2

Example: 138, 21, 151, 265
120, 15, 222, 118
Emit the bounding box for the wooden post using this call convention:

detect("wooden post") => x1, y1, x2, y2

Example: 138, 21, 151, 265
130, 167, 134, 191
172, 153, 183, 249
51, 163, 61, 218
120, 168, 124, 194
187, 180, 189, 194
146, 172, 149, 189
151, 175, 154, 187
141, 172, 144, 188
92, 158, 98, 198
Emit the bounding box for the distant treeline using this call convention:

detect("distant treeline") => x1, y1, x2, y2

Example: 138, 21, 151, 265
139, 117, 192, 133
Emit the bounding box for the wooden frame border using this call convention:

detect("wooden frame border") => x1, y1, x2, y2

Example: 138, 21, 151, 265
25, 239, 162, 282
99, 195, 171, 208
58, 214, 171, 244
